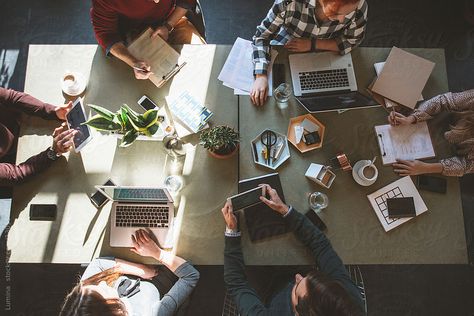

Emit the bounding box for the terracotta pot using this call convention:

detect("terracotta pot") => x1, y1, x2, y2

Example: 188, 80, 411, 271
208, 144, 239, 159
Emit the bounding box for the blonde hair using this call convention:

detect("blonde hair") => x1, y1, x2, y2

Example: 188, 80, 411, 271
59, 268, 128, 316
450, 110, 474, 154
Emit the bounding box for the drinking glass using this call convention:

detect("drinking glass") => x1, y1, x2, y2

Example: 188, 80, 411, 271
273, 83, 292, 105
164, 175, 184, 193
308, 191, 329, 213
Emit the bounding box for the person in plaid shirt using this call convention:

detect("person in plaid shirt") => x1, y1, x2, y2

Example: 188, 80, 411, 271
250, 0, 368, 106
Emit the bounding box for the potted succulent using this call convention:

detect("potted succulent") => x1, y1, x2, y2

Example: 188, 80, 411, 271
199, 125, 240, 159
83, 104, 161, 147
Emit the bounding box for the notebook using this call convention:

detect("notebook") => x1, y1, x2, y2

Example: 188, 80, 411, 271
371, 47, 435, 109
375, 122, 435, 165
239, 173, 289, 242
367, 176, 428, 232
128, 28, 184, 88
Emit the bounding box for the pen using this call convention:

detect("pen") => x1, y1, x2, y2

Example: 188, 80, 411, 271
252, 142, 259, 162
132, 66, 153, 74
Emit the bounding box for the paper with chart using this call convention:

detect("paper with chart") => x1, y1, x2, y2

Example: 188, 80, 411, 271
375, 122, 435, 165
128, 28, 181, 88
218, 37, 276, 95
367, 176, 428, 232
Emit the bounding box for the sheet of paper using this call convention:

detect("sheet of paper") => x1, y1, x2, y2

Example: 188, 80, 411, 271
375, 122, 435, 165
128, 28, 181, 88
218, 38, 277, 95
367, 176, 428, 232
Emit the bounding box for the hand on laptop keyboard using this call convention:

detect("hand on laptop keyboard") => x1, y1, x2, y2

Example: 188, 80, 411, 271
130, 229, 162, 259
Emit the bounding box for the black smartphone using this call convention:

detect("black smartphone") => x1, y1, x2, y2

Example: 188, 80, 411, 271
305, 210, 327, 231
417, 175, 447, 194
90, 179, 116, 208
387, 197, 416, 218
138, 95, 159, 111
67, 98, 92, 153
272, 63, 286, 87
29, 204, 57, 221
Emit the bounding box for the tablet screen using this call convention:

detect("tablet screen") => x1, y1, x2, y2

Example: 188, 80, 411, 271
67, 99, 91, 151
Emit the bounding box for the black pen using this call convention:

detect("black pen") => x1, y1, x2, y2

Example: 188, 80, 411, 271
252, 142, 259, 162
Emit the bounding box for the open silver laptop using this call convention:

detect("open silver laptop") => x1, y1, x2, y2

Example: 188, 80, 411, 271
96, 186, 175, 248
289, 52, 377, 112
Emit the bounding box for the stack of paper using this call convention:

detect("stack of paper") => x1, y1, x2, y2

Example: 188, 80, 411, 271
368, 47, 435, 109
218, 37, 277, 95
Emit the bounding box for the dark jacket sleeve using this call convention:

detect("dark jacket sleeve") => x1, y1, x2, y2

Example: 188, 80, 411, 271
224, 236, 272, 316
0, 149, 54, 185
284, 209, 364, 310
176, 0, 196, 11
0, 88, 57, 119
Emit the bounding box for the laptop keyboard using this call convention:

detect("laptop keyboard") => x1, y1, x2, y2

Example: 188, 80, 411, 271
299, 68, 349, 91
115, 205, 169, 228
115, 188, 168, 201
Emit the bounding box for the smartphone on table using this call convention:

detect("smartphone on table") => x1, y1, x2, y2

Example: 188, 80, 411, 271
90, 179, 116, 208
30, 204, 57, 221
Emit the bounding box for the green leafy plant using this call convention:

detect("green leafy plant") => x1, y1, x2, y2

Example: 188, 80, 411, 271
199, 125, 240, 155
83, 104, 161, 147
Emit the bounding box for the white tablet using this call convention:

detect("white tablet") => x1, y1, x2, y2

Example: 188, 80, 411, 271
66, 97, 92, 152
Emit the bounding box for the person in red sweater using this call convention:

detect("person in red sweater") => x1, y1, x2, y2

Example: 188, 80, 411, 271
0, 88, 76, 185
91, 0, 205, 80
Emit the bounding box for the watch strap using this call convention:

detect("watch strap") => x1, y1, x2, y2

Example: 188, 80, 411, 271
164, 21, 174, 33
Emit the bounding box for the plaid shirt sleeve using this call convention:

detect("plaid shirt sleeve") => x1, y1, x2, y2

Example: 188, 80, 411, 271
252, 0, 288, 75
334, 0, 368, 55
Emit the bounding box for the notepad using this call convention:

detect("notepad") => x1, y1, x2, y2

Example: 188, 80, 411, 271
375, 122, 435, 165
367, 176, 428, 232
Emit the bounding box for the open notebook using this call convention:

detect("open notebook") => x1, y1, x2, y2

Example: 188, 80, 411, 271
375, 122, 435, 165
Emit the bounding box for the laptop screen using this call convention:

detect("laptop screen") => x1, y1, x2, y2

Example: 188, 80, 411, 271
101, 187, 169, 202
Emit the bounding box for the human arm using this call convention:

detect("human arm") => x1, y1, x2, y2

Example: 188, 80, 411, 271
412, 89, 474, 122
0, 125, 76, 185
151, 6, 189, 41
221, 202, 270, 315
130, 229, 200, 316
393, 157, 474, 177
0, 88, 70, 120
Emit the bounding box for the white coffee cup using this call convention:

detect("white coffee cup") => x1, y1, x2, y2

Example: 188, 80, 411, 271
357, 160, 378, 182
61, 72, 86, 96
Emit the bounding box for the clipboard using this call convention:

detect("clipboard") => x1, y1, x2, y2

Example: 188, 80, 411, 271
375, 122, 435, 165
128, 28, 185, 88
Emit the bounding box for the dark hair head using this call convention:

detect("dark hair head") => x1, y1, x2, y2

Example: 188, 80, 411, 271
295, 270, 362, 316
59, 268, 128, 316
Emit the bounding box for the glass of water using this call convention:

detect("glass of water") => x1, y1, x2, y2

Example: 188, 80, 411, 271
273, 83, 292, 105
164, 175, 184, 193
308, 191, 329, 213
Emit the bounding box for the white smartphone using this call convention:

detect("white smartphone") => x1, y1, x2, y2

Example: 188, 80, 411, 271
227, 186, 264, 211
138, 95, 159, 111
66, 97, 93, 152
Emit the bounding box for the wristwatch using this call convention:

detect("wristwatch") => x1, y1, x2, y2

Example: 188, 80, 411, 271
164, 21, 174, 33
46, 147, 61, 161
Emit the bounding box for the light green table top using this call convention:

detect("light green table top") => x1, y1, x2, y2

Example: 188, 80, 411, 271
238, 47, 467, 264
8, 44, 238, 264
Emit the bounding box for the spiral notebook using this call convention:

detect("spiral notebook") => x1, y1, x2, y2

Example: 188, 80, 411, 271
375, 122, 435, 165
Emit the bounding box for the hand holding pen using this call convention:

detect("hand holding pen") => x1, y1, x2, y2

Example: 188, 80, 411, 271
132, 61, 153, 80
388, 111, 416, 126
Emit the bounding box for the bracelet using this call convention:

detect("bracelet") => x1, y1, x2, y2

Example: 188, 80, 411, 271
310, 37, 317, 52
